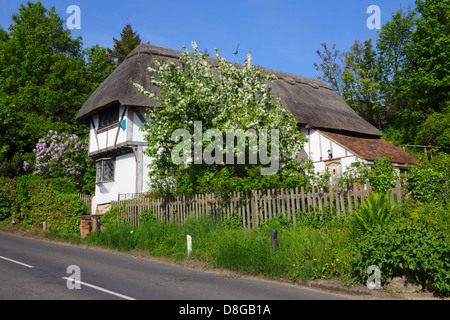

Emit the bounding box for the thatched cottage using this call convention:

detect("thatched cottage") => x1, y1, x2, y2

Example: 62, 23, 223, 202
76, 44, 418, 213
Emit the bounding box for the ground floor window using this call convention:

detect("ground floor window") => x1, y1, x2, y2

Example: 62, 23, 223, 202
96, 158, 115, 182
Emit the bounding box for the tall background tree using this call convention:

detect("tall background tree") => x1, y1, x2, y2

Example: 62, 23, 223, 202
0, 1, 114, 177
108, 23, 142, 67
314, 0, 449, 153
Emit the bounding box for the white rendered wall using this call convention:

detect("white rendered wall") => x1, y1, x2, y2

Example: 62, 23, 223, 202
300, 126, 363, 174
88, 105, 135, 154
95, 153, 136, 205
142, 152, 152, 193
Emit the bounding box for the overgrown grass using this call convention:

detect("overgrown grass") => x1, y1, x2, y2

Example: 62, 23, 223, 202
44, 196, 449, 296
205, 224, 352, 281
82, 214, 354, 282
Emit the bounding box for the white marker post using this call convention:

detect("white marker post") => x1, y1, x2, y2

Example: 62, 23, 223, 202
187, 235, 192, 257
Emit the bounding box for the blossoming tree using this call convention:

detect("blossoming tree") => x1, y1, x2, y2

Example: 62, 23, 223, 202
24, 130, 95, 194
134, 42, 311, 196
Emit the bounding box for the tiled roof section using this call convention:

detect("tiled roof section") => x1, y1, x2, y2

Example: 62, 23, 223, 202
319, 130, 419, 165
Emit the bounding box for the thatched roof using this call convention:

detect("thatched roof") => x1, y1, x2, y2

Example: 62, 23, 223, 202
76, 44, 382, 137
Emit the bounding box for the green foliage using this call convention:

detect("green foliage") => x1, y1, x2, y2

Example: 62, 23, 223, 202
295, 204, 344, 230
138, 209, 157, 225
84, 212, 352, 282
0, 152, 23, 178
346, 192, 398, 239
91, 215, 223, 259
400, 200, 450, 233
406, 0, 450, 115
15, 174, 44, 210
0, 2, 113, 173
351, 223, 450, 296
338, 157, 399, 194
416, 111, 450, 153
135, 41, 307, 196
314, 0, 450, 146
376, 8, 415, 124
366, 157, 399, 194
264, 213, 293, 231
25, 130, 95, 193
223, 211, 243, 230
172, 164, 314, 200
108, 24, 142, 67
408, 169, 447, 203
313, 43, 343, 96
13, 174, 85, 233
407, 153, 449, 204
205, 224, 351, 280
100, 205, 124, 229
88, 222, 138, 251
0, 177, 17, 221
341, 39, 384, 128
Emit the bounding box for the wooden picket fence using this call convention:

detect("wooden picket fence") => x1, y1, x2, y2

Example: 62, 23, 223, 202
109, 180, 408, 229
78, 194, 93, 213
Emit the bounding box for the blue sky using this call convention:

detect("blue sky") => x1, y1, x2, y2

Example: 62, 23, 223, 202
1, 0, 417, 79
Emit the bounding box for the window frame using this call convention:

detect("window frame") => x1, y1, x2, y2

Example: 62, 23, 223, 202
96, 158, 115, 183
98, 105, 119, 130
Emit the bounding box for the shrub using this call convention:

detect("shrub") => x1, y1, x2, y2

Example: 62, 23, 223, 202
24, 130, 95, 194
367, 157, 399, 194
346, 192, 398, 239
15, 174, 43, 209
14, 175, 86, 232
407, 169, 448, 204
351, 222, 450, 296
400, 200, 450, 233
339, 157, 399, 194
407, 153, 449, 204
0, 177, 17, 221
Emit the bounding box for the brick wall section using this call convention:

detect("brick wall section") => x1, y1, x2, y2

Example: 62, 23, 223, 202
78, 214, 104, 238
79, 215, 92, 238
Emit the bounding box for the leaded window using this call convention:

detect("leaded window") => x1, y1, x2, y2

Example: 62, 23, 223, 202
98, 105, 119, 129
96, 158, 115, 182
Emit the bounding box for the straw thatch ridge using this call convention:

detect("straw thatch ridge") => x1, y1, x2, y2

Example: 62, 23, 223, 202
76, 44, 382, 137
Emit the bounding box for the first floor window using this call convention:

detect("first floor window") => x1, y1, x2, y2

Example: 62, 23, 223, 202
98, 105, 119, 129
96, 158, 115, 182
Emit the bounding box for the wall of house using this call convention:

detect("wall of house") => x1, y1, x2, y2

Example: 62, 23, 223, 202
300, 126, 363, 175
142, 152, 152, 193
129, 107, 147, 142
87, 105, 151, 211
88, 106, 147, 154
94, 153, 136, 205
88, 106, 125, 154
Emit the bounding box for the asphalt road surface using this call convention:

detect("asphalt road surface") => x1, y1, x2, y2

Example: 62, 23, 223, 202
0, 231, 348, 304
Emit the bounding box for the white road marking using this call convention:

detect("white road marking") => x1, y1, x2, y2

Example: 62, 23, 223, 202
0, 255, 34, 268
61, 277, 137, 300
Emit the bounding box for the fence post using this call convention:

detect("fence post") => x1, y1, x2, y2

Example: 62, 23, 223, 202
251, 190, 258, 229
103, 181, 410, 230
396, 180, 402, 207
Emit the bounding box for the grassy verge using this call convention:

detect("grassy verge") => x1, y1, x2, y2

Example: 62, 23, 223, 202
41, 197, 450, 296
77, 215, 354, 284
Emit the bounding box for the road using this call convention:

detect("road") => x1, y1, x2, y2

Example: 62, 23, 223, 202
0, 231, 348, 304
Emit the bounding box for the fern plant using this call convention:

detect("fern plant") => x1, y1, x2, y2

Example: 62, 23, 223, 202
347, 192, 398, 239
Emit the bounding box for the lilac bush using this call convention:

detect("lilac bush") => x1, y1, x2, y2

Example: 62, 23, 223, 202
24, 130, 95, 193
